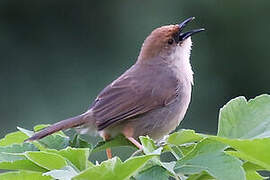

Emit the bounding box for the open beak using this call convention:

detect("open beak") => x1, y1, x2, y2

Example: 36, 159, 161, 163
178, 17, 205, 42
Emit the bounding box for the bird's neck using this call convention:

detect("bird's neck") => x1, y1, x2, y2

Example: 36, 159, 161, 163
168, 40, 194, 85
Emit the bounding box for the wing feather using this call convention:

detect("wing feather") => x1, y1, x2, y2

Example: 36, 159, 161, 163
91, 64, 179, 131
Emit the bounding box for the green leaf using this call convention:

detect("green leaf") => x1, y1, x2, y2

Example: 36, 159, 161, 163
0, 143, 43, 171
218, 94, 270, 139
0, 153, 26, 162
46, 147, 90, 171
0, 131, 29, 146
161, 162, 177, 177
166, 143, 196, 160
38, 134, 70, 150
137, 136, 162, 169
140, 136, 157, 154
243, 162, 266, 180
25, 151, 68, 170
167, 145, 183, 160
167, 129, 203, 146
17, 125, 70, 150
166, 129, 202, 160
70, 134, 92, 149
174, 138, 245, 180
0, 144, 32, 163
187, 172, 215, 180
26, 124, 70, 150
43, 166, 78, 180
73, 155, 155, 180
179, 144, 196, 156
92, 135, 133, 153
213, 137, 270, 171
135, 165, 169, 180
0, 159, 47, 172
17, 127, 34, 137
0, 170, 52, 180
0, 143, 38, 153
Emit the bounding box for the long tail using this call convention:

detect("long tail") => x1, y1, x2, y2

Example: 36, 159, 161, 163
25, 114, 87, 142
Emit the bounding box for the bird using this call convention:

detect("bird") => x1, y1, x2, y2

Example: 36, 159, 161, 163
26, 17, 204, 159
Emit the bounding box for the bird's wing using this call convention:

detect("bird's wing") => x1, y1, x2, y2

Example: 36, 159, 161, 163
91, 64, 180, 131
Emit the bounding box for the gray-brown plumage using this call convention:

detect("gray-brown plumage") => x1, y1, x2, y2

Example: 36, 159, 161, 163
26, 17, 204, 153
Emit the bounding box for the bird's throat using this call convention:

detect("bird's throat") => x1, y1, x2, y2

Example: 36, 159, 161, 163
169, 38, 194, 85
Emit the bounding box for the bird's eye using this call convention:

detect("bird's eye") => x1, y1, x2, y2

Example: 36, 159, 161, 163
168, 38, 174, 45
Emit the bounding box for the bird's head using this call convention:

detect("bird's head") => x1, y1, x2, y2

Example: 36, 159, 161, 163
137, 17, 204, 64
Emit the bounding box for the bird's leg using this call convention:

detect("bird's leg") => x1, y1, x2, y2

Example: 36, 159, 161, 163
102, 133, 112, 159
106, 148, 112, 159
126, 136, 143, 149
122, 125, 142, 149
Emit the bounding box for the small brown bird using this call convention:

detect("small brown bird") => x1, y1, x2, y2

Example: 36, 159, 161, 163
26, 17, 204, 158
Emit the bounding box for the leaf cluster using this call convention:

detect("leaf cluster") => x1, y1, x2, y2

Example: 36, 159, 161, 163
0, 94, 270, 180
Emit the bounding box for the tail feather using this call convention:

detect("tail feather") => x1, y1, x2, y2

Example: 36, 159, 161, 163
25, 114, 87, 142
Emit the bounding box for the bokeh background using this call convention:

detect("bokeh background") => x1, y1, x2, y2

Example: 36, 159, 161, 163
0, 0, 269, 160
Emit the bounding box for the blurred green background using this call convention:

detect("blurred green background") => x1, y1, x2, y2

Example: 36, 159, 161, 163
0, 0, 269, 159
